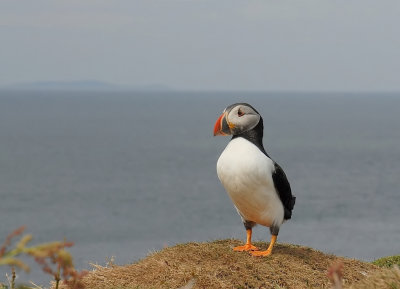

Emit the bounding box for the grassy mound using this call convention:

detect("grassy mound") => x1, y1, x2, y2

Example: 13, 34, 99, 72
56, 239, 386, 289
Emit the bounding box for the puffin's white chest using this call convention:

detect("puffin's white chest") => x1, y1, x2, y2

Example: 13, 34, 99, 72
216, 137, 284, 227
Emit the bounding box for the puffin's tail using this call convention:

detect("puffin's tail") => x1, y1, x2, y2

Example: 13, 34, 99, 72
283, 196, 296, 220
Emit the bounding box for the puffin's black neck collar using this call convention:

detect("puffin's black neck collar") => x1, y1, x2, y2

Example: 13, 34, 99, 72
231, 117, 270, 157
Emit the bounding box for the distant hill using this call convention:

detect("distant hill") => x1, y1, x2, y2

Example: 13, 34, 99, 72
3, 81, 173, 91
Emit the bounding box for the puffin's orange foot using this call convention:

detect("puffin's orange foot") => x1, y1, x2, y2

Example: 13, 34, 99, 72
233, 244, 259, 252
250, 249, 272, 257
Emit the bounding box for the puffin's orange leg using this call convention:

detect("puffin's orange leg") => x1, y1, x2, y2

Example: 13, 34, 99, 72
233, 229, 259, 251
250, 235, 277, 257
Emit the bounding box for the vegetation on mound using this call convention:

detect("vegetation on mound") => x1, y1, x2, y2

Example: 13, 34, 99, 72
372, 255, 400, 268
57, 239, 382, 289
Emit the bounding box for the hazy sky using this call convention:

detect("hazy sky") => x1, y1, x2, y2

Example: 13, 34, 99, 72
1, 1, 400, 91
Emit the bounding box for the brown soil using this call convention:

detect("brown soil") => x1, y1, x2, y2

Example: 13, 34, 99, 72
58, 239, 384, 289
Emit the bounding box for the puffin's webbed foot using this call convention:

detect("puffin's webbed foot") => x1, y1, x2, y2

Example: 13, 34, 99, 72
233, 244, 259, 251
233, 228, 259, 251
250, 235, 277, 257
250, 248, 272, 256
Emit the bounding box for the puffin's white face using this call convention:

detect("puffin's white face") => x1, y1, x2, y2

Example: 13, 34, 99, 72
214, 103, 261, 136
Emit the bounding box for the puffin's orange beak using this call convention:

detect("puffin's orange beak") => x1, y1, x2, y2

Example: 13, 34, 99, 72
213, 112, 231, 136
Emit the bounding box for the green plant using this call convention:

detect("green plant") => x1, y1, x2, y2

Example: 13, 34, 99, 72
373, 256, 400, 268
0, 226, 87, 289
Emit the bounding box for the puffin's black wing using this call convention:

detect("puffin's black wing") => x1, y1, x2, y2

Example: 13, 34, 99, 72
272, 163, 296, 220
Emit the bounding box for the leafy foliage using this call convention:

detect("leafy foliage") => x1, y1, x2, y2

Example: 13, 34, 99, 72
0, 227, 87, 289
373, 256, 400, 268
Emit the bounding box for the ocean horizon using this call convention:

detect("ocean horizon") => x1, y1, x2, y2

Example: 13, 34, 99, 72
1, 90, 399, 286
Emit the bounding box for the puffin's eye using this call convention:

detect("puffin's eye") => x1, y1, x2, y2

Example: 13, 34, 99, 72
238, 108, 245, 117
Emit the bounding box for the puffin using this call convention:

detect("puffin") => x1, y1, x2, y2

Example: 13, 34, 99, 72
213, 103, 296, 257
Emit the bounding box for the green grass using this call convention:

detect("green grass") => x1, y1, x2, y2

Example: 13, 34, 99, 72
373, 255, 400, 268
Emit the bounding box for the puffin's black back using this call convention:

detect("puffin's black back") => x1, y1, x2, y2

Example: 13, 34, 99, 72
232, 117, 296, 220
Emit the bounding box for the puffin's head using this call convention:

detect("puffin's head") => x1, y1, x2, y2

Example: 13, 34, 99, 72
213, 103, 261, 136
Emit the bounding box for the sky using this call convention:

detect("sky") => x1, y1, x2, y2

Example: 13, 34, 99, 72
1, 0, 400, 92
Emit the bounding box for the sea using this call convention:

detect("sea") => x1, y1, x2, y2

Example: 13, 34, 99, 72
0, 90, 399, 286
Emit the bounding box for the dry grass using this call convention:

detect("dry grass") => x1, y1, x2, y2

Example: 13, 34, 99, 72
348, 266, 400, 289
55, 239, 386, 289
